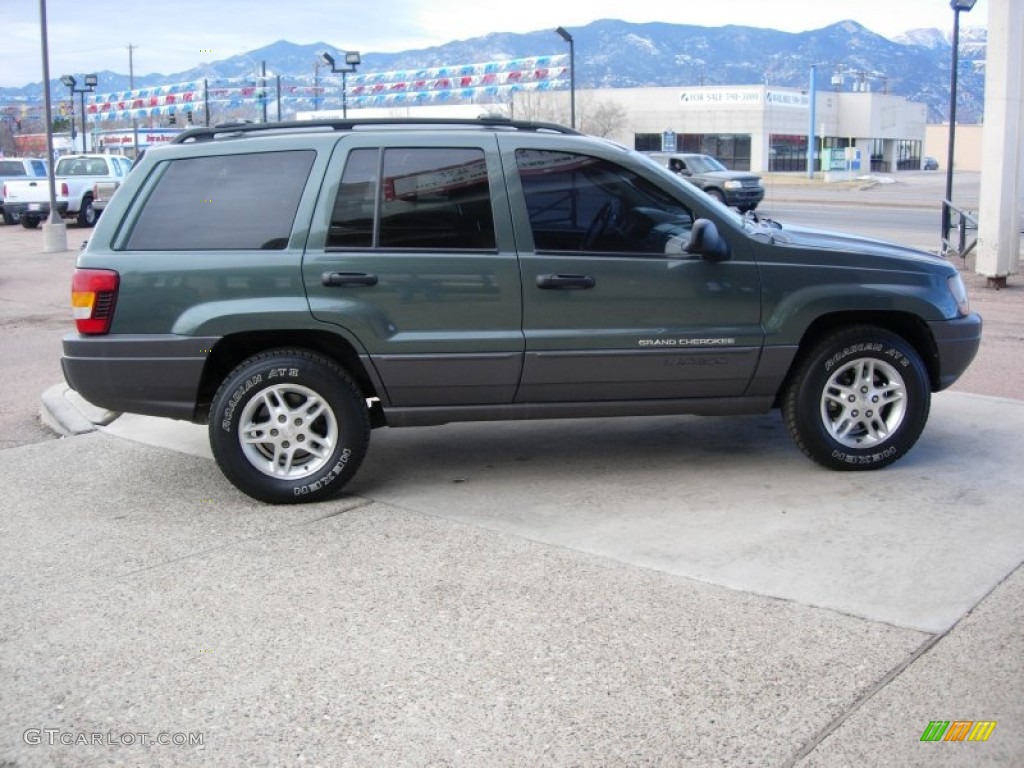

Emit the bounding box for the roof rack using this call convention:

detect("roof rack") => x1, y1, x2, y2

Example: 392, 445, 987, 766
172, 117, 579, 144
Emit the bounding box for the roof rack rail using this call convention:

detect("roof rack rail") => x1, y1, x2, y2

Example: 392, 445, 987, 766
172, 117, 579, 144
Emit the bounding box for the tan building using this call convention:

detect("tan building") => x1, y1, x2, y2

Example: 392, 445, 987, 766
924, 123, 985, 172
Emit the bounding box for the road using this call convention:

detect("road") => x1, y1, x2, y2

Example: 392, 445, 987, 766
759, 201, 942, 251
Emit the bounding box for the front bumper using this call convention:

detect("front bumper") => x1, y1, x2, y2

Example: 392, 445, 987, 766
724, 189, 765, 208
929, 313, 983, 390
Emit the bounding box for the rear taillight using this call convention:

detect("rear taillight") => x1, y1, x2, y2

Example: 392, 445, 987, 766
71, 269, 119, 334
60, 182, 69, 197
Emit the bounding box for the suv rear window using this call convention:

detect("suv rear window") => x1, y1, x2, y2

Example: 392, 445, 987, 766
328, 147, 496, 250
125, 150, 315, 251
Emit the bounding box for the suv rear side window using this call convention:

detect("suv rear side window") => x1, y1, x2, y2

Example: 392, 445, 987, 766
327, 147, 496, 250
516, 149, 694, 255
125, 150, 315, 251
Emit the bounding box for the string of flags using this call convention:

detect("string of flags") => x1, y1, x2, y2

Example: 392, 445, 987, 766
81, 54, 570, 122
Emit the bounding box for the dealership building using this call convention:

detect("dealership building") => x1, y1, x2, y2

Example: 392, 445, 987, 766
514, 84, 930, 174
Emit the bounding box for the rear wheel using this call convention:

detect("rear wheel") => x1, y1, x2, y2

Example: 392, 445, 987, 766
2, 210, 18, 225
209, 349, 370, 504
77, 197, 97, 227
782, 326, 930, 470
20, 215, 40, 229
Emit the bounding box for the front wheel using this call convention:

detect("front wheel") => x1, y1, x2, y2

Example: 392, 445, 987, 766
782, 327, 930, 470
209, 349, 370, 504
705, 188, 726, 205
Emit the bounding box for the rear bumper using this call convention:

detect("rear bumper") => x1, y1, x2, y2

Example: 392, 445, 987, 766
929, 313, 983, 390
4, 202, 68, 218
62, 333, 221, 421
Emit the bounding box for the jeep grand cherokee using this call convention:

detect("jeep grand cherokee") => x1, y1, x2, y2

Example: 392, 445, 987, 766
62, 118, 981, 503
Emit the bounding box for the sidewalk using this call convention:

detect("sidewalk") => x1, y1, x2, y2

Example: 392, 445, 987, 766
26, 381, 1024, 766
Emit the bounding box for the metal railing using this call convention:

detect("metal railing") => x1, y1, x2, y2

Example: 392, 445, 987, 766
941, 199, 978, 260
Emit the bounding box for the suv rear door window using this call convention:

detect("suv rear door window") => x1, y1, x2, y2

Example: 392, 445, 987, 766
327, 147, 496, 250
125, 150, 315, 251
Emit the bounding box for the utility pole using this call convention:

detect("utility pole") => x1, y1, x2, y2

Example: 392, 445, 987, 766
128, 43, 139, 158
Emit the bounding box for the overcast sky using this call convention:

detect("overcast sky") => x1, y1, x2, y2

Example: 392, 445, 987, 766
3, 0, 991, 88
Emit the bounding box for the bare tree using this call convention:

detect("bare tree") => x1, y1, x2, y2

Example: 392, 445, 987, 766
0, 121, 17, 157
510, 90, 566, 124
579, 99, 628, 139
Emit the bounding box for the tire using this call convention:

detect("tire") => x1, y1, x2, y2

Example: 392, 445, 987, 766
21, 215, 40, 229
209, 349, 371, 504
2, 210, 18, 225
782, 326, 930, 471
76, 196, 97, 228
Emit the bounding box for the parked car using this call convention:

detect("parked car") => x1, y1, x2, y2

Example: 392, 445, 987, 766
3, 154, 133, 228
91, 155, 135, 215
62, 118, 981, 504
665, 153, 764, 212
922, 156, 939, 170
0, 157, 48, 225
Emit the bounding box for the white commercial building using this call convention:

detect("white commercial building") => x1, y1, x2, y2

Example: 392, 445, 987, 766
514, 84, 929, 174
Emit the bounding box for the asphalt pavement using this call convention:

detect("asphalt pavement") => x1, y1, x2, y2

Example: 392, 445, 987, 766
2, 171, 1021, 767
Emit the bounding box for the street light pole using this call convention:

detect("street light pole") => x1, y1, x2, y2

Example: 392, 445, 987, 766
38, 0, 67, 252
555, 26, 575, 129
60, 73, 98, 153
321, 51, 361, 118
942, 0, 978, 251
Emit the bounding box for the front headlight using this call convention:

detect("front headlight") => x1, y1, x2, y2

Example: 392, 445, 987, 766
947, 273, 970, 317
723, 180, 742, 190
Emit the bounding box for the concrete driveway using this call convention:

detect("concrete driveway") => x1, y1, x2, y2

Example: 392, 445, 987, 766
2, 172, 1021, 766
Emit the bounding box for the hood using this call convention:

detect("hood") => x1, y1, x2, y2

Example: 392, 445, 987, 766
698, 170, 760, 182
766, 221, 943, 264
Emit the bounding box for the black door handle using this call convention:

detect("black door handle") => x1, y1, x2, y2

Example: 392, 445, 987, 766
321, 271, 378, 287
536, 273, 595, 289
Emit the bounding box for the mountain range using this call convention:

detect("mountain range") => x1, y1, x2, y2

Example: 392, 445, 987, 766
0, 19, 988, 124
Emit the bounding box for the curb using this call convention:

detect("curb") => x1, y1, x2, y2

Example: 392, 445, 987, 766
40, 383, 121, 437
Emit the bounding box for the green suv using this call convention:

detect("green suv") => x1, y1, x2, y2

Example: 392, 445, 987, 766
62, 118, 982, 503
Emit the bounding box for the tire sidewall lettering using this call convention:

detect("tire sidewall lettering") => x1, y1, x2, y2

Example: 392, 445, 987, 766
292, 448, 353, 496
830, 445, 899, 466
220, 373, 264, 432
823, 344, 910, 373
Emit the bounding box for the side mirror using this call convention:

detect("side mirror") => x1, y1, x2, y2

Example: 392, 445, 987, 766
684, 219, 730, 261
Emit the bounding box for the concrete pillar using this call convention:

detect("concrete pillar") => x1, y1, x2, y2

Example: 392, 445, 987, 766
42, 221, 68, 253
976, 0, 1023, 285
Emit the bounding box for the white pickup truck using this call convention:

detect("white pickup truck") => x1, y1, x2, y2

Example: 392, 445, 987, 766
2, 154, 133, 229
0, 157, 49, 225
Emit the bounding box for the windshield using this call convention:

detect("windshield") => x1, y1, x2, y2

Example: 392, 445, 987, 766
685, 155, 727, 173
